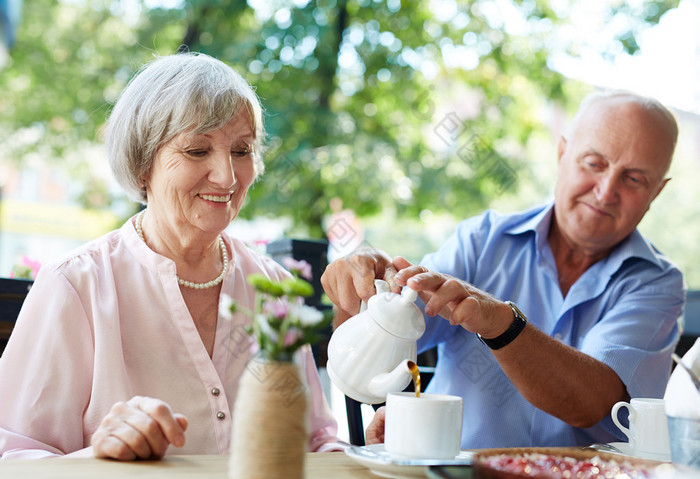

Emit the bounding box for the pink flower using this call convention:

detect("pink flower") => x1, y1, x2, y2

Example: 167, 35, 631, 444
282, 257, 313, 280
10, 255, 41, 279
263, 299, 289, 319
283, 328, 303, 347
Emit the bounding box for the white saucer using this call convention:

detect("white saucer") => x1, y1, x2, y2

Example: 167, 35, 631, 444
345, 444, 473, 479
607, 442, 671, 462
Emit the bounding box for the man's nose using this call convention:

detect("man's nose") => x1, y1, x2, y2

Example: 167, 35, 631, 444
594, 173, 620, 204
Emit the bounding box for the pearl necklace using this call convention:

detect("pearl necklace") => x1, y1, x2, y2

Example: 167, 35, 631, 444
135, 210, 229, 290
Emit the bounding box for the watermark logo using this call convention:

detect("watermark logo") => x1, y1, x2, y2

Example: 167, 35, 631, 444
271, 369, 306, 407
483, 369, 516, 408
246, 358, 307, 407
327, 215, 361, 251
432, 111, 518, 195
458, 346, 492, 384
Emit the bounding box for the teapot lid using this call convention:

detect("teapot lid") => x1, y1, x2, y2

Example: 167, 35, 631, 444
367, 281, 425, 340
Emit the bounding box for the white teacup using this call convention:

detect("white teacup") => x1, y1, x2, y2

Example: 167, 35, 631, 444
611, 398, 671, 459
384, 392, 463, 459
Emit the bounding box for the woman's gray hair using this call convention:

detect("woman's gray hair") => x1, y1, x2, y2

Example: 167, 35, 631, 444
105, 52, 265, 204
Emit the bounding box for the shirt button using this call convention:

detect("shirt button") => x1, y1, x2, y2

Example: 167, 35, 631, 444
554, 333, 563, 341
211, 387, 220, 396
216, 411, 226, 420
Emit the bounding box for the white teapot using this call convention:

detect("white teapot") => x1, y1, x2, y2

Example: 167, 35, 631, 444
326, 279, 426, 404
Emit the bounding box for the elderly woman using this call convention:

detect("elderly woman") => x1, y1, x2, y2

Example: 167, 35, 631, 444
0, 52, 342, 460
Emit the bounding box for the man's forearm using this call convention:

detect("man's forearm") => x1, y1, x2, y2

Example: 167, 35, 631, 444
492, 325, 629, 428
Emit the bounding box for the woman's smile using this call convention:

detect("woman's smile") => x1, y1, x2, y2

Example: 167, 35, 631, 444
199, 193, 232, 203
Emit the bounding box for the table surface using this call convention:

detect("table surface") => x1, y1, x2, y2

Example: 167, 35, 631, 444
0, 452, 373, 478
0, 448, 694, 479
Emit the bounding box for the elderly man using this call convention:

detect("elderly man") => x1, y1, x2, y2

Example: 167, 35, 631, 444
321, 91, 684, 448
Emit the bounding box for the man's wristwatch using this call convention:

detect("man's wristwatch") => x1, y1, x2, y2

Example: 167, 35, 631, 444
477, 301, 527, 350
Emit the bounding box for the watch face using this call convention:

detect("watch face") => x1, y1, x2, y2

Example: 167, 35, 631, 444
506, 301, 527, 321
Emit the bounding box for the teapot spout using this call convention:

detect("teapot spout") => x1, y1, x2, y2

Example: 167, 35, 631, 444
367, 359, 415, 398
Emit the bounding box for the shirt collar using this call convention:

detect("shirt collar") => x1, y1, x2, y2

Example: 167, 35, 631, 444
504, 201, 664, 270
506, 201, 553, 236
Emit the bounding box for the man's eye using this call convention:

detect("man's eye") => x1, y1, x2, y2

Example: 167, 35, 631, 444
626, 174, 644, 185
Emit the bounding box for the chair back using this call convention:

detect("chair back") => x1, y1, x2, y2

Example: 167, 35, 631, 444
0, 277, 33, 356
677, 290, 700, 357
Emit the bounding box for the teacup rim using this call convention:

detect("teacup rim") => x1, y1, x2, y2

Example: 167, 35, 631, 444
387, 391, 463, 402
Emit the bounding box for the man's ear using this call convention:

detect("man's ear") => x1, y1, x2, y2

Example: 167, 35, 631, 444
557, 136, 567, 164
651, 177, 671, 202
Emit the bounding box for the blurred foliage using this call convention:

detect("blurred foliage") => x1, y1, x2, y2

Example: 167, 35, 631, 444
0, 0, 680, 237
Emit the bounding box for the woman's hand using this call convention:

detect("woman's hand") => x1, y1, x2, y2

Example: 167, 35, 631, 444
364, 406, 386, 445
92, 396, 188, 461
394, 265, 512, 339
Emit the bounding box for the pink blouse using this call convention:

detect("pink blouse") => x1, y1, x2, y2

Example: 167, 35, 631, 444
0, 218, 343, 459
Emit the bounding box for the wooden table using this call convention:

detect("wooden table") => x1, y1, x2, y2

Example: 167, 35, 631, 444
0, 452, 374, 478
3, 448, 693, 478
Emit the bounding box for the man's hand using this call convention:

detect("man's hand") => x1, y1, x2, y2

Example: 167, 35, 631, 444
364, 406, 386, 445
394, 265, 513, 339
321, 248, 402, 327
92, 396, 188, 461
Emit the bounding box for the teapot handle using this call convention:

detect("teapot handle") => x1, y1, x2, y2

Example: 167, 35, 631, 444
374, 279, 391, 293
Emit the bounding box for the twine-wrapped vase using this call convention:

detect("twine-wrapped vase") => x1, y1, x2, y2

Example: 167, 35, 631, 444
229, 356, 308, 479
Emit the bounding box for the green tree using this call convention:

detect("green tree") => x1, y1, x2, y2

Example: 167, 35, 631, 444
0, 0, 680, 237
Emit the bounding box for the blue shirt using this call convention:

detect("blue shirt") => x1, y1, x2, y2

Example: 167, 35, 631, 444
418, 202, 684, 448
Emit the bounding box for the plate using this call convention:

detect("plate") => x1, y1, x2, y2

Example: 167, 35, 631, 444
425, 465, 472, 479
607, 442, 671, 462
345, 444, 473, 479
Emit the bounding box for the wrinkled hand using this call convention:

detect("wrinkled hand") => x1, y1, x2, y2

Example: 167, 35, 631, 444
321, 248, 405, 326
365, 406, 386, 445
395, 265, 511, 338
92, 396, 188, 461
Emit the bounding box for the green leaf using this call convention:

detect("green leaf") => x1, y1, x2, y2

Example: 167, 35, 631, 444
247, 274, 285, 296
281, 278, 314, 298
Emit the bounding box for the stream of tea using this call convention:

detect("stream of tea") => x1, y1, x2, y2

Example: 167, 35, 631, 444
407, 360, 420, 397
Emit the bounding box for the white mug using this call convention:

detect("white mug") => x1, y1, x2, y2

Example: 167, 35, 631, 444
611, 398, 671, 458
384, 392, 463, 459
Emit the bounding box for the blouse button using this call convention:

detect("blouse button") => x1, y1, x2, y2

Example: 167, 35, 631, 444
211, 387, 220, 396
216, 411, 226, 420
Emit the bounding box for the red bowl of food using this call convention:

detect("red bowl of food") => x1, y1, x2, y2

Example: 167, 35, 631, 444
428, 447, 681, 479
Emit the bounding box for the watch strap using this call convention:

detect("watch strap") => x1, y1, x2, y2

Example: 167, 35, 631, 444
477, 301, 527, 350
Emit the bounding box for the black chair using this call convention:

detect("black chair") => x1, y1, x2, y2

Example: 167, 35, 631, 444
0, 277, 33, 356
676, 290, 700, 357
266, 238, 333, 367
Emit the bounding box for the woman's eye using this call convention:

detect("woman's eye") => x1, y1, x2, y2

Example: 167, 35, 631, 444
187, 149, 208, 157
232, 149, 251, 157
